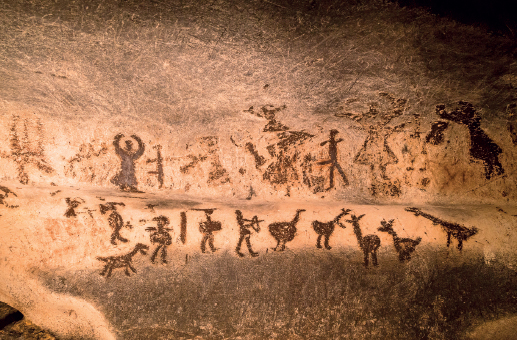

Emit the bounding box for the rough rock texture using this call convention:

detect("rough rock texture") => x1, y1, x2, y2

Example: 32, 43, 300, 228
1, 0, 517, 339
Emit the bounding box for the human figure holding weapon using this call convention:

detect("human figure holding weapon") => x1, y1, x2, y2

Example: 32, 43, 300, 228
145, 215, 173, 264
192, 209, 222, 253
235, 210, 263, 257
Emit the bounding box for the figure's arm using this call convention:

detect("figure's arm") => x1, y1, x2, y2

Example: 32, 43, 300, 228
320, 140, 328, 146
131, 135, 145, 158
113, 134, 124, 154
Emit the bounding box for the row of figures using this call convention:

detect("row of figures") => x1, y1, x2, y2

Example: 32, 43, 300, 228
95, 206, 478, 277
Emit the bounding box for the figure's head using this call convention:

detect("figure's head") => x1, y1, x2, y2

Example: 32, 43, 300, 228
153, 215, 170, 227
124, 140, 134, 152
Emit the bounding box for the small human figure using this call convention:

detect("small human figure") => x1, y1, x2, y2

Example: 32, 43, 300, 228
0, 186, 17, 209
99, 202, 131, 245
111, 134, 145, 192
145, 216, 173, 264
235, 210, 263, 257
317, 129, 349, 190
64, 197, 84, 218
193, 209, 222, 253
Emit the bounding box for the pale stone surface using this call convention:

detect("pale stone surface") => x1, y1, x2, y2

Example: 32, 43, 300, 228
1, 0, 516, 339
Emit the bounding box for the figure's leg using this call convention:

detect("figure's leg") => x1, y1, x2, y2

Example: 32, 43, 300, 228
161, 246, 168, 264
151, 246, 160, 263
236, 234, 245, 257
372, 251, 378, 267
335, 163, 349, 186
116, 231, 129, 243
280, 240, 286, 251
316, 235, 322, 248
201, 235, 208, 253
324, 235, 332, 250
246, 235, 258, 257
110, 233, 117, 245
327, 166, 335, 190
363, 252, 369, 267
209, 234, 217, 252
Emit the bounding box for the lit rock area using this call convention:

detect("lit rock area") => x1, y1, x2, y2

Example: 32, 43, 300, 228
1, 0, 516, 339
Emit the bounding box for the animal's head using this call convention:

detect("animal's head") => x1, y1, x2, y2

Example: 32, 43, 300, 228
345, 214, 365, 224
296, 209, 306, 213
135, 243, 149, 255
462, 227, 479, 240
405, 207, 421, 216
377, 219, 395, 233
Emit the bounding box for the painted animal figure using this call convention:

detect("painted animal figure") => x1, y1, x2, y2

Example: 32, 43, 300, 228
97, 243, 149, 278
377, 219, 421, 262
312, 208, 351, 249
345, 214, 381, 267
268, 209, 306, 251
405, 207, 477, 251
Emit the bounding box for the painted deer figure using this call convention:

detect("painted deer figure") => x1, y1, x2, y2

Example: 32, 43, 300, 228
97, 243, 149, 278
312, 208, 351, 250
345, 214, 381, 267
268, 209, 306, 251
377, 219, 421, 262
405, 207, 477, 251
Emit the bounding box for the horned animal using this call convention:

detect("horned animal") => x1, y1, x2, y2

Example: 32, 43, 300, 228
377, 219, 421, 262
268, 209, 305, 251
97, 243, 149, 278
312, 208, 351, 249
405, 207, 477, 251
345, 214, 381, 267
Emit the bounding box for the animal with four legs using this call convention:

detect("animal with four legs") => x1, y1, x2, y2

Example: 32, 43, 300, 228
312, 208, 351, 250
377, 219, 421, 262
97, 243, 149, 278
344, 213, 381, 267
405, 207, 477, 251
268, 209, 305, 251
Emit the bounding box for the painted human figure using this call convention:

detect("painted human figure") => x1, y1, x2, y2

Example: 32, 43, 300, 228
64, 197, 84, 218
317, 129, 349, 190
235, 210, 263, 257
111, 134, 145, 192
99, 202, 131, 245
194, 209, 222, 253
145, 216, 173, 264
436, 102, 504, 179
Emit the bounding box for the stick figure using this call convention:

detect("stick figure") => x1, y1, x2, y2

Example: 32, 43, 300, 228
235, 210, 263, 257
145, 216, 173, 264
100, 202, 131, 245
192, 209, 222, 253
64, 197, 84, 218
317, 129, 349, 190
111, 134, 145, 192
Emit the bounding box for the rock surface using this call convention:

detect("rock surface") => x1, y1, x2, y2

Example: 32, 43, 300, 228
1, 0, 516, 339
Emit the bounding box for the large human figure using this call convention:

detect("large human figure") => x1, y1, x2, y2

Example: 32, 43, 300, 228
111, 134, 145, 192
317, 130, 349, 190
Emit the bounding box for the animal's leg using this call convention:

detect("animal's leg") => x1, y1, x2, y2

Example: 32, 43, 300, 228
128, 263, 137, 273
446, 232, 451, 248
106, 266, 113, 278
236, 234, 245, 257
100, 265, 108, 276
457, 238, 463, 251
208, 234, 217, 252
324, 235, 332, 250
316, 235, 322, 248
371, 251, 378, 267
151, 246, 161, 263
274, 239, 280, 251
363, 252, 369, 267
124, 266, 131, 276
280, 240, 286, 251
246, 236, 258, 257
